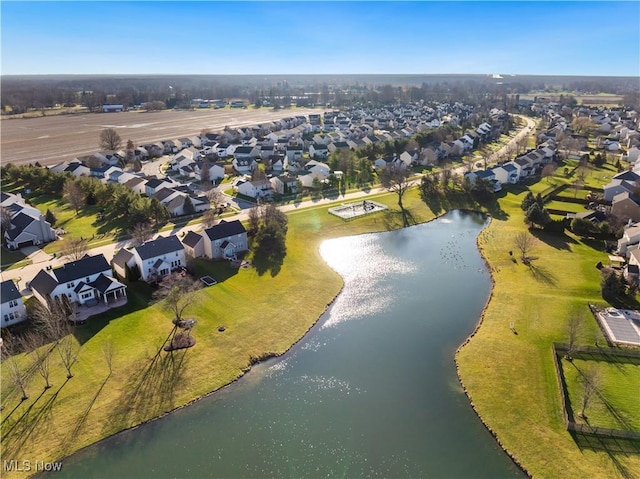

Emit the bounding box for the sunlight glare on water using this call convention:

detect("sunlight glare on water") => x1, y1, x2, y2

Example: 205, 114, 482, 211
319, 235, 417, 328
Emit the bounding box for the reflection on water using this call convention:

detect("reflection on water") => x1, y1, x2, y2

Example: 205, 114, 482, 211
56, 210, 524, 479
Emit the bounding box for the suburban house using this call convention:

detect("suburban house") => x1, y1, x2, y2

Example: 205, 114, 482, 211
1, 280, 27, 328
492, 163, 519, 184
464, 170, 502, 192
270, 174, 299, 195
145, 178, 174, 197
202, 220, 248, 260
618, 223, 640, 256
131, 235, 186, 282
111, 248, 135, 280
181, 230, 205, 258
232, 157, 257, 174
603, 170, 640, 201
236, 178, 273, 199
611, 192, 640, 223
30, 254, 127, 309
2, 192, 56, 249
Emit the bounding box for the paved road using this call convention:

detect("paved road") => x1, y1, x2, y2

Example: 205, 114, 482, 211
1, 107, 320, 166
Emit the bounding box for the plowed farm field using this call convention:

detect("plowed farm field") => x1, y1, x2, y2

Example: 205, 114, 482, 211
1, 107, 320, 166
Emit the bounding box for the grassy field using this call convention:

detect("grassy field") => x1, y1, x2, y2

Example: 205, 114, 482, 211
456, 187, 640, 479
2, 179, 638, 478
562, 357, 640, 431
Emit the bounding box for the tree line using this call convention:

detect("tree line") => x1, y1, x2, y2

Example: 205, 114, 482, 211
1, 164, 169, 231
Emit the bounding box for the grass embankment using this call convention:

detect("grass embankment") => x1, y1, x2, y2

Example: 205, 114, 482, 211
456, 188, 640, 478
2, 178, 638, 478
0, 188, 449, 478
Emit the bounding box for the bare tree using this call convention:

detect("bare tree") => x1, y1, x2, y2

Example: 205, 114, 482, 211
579, 366, 601, 419
58, 335, 79, 379
26, 334, 53, 390
84, 155, 102, 169
1, 206, 12, 237
565, 312, 584, 360
480, 147, 493, 170
440, 167, 452, 190
421, 148, 438, 167
63, 179, 86, 214
247, 206, 262, 233
541, 164, 557, 183
31, 297, 70, 341
513, 231, 536, 261
101, 340, 115, 375
1, 338, 29, 400
59, 237, 89, 261
379, 163, 412, 210
100, 128, 122, 151
571, 117, 595, 136
201, 209, 218, 228
152, 273, 202, 325
125, 139, 135, 163
516, 135, 528, 155
131, 222, 154, 246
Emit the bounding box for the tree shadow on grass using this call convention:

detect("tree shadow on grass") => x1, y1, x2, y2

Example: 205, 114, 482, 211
527, 262, 558, 285
529, 228, 578, 251
2, 378, 70, 459
252, 246, 286, 277
108, 341, 189, 433
382, 208, 417, 230
62, 374, 111, 455
570, 432, 639, 479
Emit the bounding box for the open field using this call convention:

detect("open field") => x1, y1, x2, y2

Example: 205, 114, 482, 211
0, 107, 320, 166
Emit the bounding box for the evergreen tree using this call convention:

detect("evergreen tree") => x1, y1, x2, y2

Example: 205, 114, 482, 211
45, 209, 56, 226
525, 203, 551, 227
521, 191, 535, 211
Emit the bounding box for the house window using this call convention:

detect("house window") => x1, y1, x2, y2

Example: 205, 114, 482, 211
9, 300, 18, 307
86, 277, 91, 282
82, 292, 93, 299
3, 315, 8, 322
67, 282, 75, 288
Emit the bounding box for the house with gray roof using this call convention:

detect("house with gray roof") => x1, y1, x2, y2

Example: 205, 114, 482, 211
131, 235, 186, 282
3, 192, 56, 249
1, 280, 27, 327
30, 254, 126, 310
202, 220, 247, 260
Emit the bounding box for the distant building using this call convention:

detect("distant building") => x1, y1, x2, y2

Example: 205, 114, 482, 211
102, 104, 125, 113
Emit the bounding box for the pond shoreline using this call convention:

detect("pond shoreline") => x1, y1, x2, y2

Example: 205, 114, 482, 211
54, 209, 525, 477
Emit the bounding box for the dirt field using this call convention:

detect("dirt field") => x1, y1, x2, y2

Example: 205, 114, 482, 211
0, 107, 320, 166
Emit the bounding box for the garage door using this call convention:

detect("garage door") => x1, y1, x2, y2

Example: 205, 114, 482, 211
17, 240, 34, 248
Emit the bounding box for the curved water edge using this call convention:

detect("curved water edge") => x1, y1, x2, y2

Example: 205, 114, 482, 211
52, 211, 522, 477
454, 221, 533, 478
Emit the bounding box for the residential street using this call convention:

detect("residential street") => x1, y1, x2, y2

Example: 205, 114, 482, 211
0, 117, 534, 294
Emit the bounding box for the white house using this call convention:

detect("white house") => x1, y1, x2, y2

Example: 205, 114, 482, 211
2, 192, 56, 249
618, 223, 640, 256
236, 178, 273, 199
232, 157, 257, 174
30, 254, 127, 309
202, 220, 248, 260
1, 280, 27, 328
270, 175, 299, 195
131, 235, 186, 282
492, 163, 519, 184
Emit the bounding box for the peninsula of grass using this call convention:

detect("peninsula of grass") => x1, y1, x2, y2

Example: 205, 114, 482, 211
2, 178, 639, 479
456, 187, 640, 479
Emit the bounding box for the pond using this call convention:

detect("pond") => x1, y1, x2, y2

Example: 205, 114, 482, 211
54, 210, 524, 478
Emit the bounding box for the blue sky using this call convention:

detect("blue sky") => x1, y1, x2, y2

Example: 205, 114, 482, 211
1, 1, 639, 76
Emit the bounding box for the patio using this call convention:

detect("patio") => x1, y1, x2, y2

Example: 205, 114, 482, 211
72, 297, 128, 323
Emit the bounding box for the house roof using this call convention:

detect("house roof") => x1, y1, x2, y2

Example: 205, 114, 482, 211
134, 235, 184, 260
614, 170, 640, 182
124, 177, 146, 189
182, 231, 203, 249
30, 270, 59, 296
502, 163, 517, 172
154, 188, 178, 202
5, 212, 35, 240
204, 220, 246, 241
146, 178, 168, 189
1, 280, 21, 303
52, 254, 111, 284
111, 248, 134, 269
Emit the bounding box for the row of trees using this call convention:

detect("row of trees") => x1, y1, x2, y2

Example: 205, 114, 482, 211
2, 164, 170, 230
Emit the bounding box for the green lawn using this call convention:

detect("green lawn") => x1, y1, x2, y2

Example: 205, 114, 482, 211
562, 357, 640, 431
456, 187, 640, 479
2, 179, 638, 479
0, 247, 28, 271
545, 200, 588, 214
